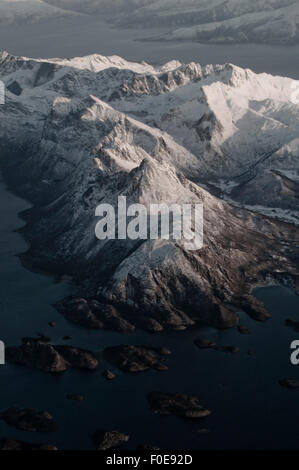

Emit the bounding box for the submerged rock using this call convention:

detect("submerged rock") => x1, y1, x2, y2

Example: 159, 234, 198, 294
237, 325, 252, 335
137, 445, 161, 451
279, 379, 299, 389
194, 338, 239, 354
214, 346, 240, 354
1, 408, 58, 432
66, 394, 85, 401
102, 369, 116, 381
147, 392, 211, 419
194, 338, 217, 349
285, 319, 299, 332
0, 438, 57, 451
6, 339, 99, 373
93, 430, 129, 450
104, 345, 168, 373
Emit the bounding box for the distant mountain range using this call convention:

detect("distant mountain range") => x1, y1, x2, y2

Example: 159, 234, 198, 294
0, 51, 298, 331
1, 1, 299, 45
0, 0, 80, 26
46, 0, 299, 45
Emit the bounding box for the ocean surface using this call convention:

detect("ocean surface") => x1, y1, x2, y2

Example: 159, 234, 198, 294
0, 175, 299, 450
0, 17, 298, 79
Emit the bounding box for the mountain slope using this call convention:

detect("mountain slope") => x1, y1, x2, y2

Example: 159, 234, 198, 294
0, 0, 80, 26
0, 51, 298, 331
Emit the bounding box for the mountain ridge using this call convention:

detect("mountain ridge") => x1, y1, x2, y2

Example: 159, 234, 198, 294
0, 51, 298, 331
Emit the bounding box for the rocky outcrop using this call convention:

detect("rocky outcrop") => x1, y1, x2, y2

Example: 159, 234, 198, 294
147, 392, 211, 419
102, 370, 116, 381
104, 345, 169, 373
1, 408, 58, 432
6, 339, 99, 373
0, 438, 58, 451
239, 295, 271, 322
93, 430, 129, 450
56, 298, 135, 333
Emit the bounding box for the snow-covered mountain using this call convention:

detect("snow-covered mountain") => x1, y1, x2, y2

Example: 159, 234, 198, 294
47, 0, 299, 45
45, 0, 154, 16
3, 1, 299, 45
0, 51, 298, 330
157, 0, 299, 45
0, 0, 80, 26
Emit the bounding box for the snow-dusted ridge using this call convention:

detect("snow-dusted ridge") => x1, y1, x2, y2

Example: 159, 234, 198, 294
0, 51, 298, 331
45, 0, 299, 45
0, 0, 81, 26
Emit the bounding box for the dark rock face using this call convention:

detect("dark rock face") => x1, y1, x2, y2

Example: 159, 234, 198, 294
6, 339, 99, 373
279, 379, 299, 389
1, 408, 58, 432
147, 392, 211, 419
138, 316, 164, 333
56, 298, 135, 333
93, 430, 129, 450
104, 345, 169, 373
240, 295, 271, 322
7, 80, 22, 96
66, 394, 85, 401
0, 438, 57, 451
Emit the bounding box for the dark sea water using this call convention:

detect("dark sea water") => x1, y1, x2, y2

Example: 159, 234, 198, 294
0, 175, 299, 449
0, 17, 298, 79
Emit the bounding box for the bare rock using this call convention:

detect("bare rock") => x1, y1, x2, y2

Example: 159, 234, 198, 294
6, 340, 99, 373
57, 298, 135, 333
241, 295, 271, 322
214, 346, 240, 354
1, 408, 58, 432
102, 369, 116, 381
147, 391, 211, 419
104, 345, 168, 373
0, 438, 57, 451
93, 430, 129, 450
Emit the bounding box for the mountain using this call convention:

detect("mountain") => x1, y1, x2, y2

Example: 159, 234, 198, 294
0, 0, 80, 26
0, 51, 298, 331
45, 0, 299, 45
44, 0, 154, 16
156, 0, 299, 45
